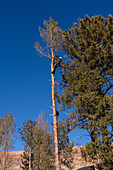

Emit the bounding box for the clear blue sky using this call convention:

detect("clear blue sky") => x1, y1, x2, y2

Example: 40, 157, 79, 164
0, 0, 113, 151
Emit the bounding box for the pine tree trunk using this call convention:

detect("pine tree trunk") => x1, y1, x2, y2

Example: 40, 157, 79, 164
89, 121, 95, 142
89, 120, 96, 164
51, 54, 60, 170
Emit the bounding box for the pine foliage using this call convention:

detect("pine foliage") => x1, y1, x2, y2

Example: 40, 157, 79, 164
35, 17, 63, 59
59, 15, 113, 170
19, 113, 55, 170
58, 120, 75, 169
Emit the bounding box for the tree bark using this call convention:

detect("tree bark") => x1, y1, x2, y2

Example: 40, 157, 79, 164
51, 54, 60, 170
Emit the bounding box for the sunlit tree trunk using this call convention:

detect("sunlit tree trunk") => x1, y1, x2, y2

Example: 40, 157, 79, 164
51, 51, 60, 170
35, 18, 62, 169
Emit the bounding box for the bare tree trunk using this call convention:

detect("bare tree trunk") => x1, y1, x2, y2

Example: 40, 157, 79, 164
3, 137, 7, 170
51, 53, 60, 170
2, 152, 6, 170
29, 147, 31, 170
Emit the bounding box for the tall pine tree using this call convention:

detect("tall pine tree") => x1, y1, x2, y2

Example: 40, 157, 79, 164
35, 17, 63, 170
59, 15, 113, 170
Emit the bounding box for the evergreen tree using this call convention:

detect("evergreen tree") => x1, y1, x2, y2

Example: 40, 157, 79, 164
33, 113, 55, 170
19, 113, 55, 170
59, 15, 113, 170
19, 120, 36, 170
35, 17, 63, 170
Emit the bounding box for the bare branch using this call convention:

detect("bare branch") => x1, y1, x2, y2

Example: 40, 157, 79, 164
35, 42, 50, 58
64, 111, 72, 117
70, 134, 89, 143
68, 127, 82, 136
